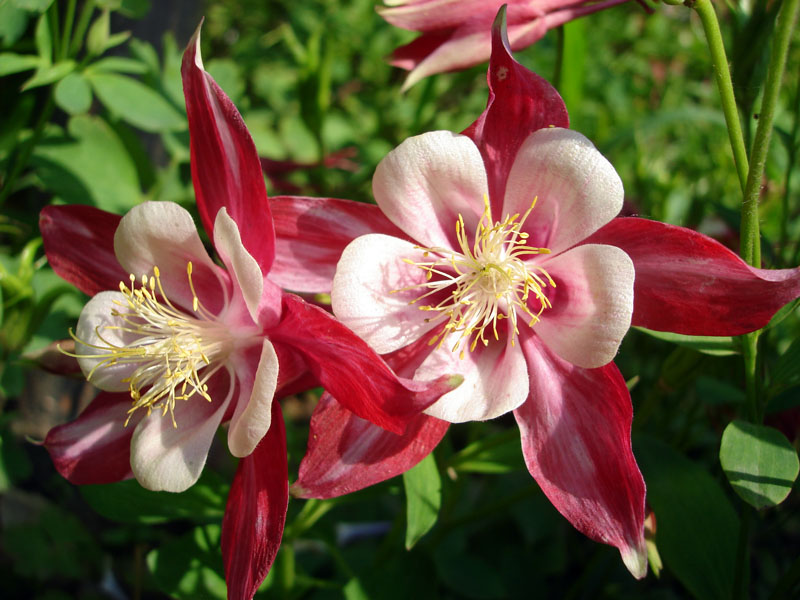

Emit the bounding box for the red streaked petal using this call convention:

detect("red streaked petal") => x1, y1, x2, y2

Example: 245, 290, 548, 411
585, 217, 800, 335
222, 400, 288, 600
44, 391, 139, 485
40, 205, 126, 296
462, 8, 568, 206
293, 392, 449, 499
269, 293, 462, 435
515, 334, 647, 578
270, 195, 406, 294
181, 24, 275, 271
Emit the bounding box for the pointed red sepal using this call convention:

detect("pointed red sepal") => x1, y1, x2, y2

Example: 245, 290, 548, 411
44, 392, 137, 485
462, 6, 569, 206
221, 401, 288, 600
181, 23, 275, 272
270, 195, 406, 293
270, 294, 462, 435
292, 392, 449, 499
585, 217, 800, 335
515, 335, 647, 578
40, 205, 126, 296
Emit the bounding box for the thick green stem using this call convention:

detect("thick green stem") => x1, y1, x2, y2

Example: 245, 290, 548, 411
692, 0, 749, 192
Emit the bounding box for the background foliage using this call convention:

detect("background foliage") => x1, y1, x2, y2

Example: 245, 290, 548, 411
1, 0, 799, 598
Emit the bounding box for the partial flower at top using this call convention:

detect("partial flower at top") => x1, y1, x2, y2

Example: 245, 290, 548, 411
270, 9, 800, 580
40, 24, 459, 600
380, 0, 633, 90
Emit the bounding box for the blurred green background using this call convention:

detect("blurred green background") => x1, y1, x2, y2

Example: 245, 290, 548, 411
1, 0, 799, 598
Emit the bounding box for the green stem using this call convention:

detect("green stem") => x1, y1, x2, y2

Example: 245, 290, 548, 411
741, 0, 800, 268
69, 0, 95, 57
692, 0, 749, 192
61, 0, 77, 59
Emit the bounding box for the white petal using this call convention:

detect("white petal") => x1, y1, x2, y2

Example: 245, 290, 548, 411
534, 244, 634, 369
373, 131, 488, 249
503, 128, 623, 254
114, 201, 226, 313
418, 339, 528, 422
227, 339, 279, 458
331, 233, 441, 354
129, 370, 234, 492
75, 291, 139, 391
213, 207, 264, 324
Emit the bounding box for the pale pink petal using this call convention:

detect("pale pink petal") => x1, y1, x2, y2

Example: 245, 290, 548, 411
585, 217, 800, 335
113, 201, 227, 314
534, 244, 634, 369
373, 131, 488, 249
331, 233, 441, 354
45, 391, 142, 485
227, 340, 279, 458
213, 207, 281, 327
129, 370, 234, 492
418, 338, 528, 422
182, 26, 275, 271
270, 195, 406, 293
40, 205, 126, 297
293, 392, 449, 499
379, 0, 504, 31
515, 335, 647, 578
74, 291, 141, 391
504, 128, 624, 253
222, 401, 287, 600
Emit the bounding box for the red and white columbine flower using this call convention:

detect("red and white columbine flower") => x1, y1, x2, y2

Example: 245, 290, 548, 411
380, 0, 632, 90
40, 25, 459, 600
270, 12, 800, 579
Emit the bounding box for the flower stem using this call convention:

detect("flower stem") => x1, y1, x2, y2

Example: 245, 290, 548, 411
691, 0, 749, 192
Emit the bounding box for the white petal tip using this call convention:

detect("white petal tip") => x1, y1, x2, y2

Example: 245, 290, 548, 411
621, 545, 648, 580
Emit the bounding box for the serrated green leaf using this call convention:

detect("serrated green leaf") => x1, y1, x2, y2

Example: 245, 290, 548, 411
635, 436, 737, 600
0, 52, 41, 76
54, 72, 92, 115
719, 420, 799, 509
31, 114, 141, 211
80, 470, 228, 524
21, 60, 75, 90
147, 524, 227, 600
88, 56, 147, 74
634, 327, 737, 356
87, 71, 185, 132
403, 452, 441, 549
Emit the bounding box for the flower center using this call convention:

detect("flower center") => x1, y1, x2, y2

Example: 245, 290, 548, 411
69, 263, 235, 427
398, 196, 555, 358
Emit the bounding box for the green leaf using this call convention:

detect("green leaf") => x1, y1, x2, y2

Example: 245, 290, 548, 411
32, 114, 141, 211
0, 3, 30, 46
635, 436, 737, 600
0, 52, 41, 76
147, 524, 227, 600
86, 10, 110, 57
87, 71, 185, 132
403, 452, 441, 549
54, 72, 92, 115
80, 469, 228, 524
719, 420, 799, 509
11, 0, 55, 12
34, 12, 51, 65
21, 60, 76, 90
88, 56, 147, 74
770, 336, 800, 394
634, 327, 737, 356
447, 429, 524, 474
119, 0, 151, 18
206, 59, 245, 105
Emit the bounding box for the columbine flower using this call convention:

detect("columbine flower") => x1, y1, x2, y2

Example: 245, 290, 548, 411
40, 25, 459, 600
270, 10, 800, 579
379, 0, 633, 90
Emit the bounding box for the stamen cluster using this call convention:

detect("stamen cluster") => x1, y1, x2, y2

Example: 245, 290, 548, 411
400, 196, 555, 357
